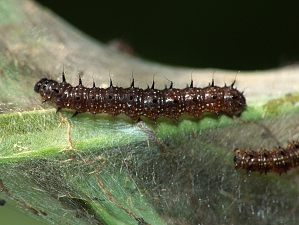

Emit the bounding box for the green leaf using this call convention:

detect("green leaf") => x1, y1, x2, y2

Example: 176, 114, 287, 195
1, 1, 299, 225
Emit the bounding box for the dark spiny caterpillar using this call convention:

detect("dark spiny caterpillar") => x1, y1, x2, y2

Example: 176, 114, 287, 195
234, 140, 299, 174
34, 71, 246, 122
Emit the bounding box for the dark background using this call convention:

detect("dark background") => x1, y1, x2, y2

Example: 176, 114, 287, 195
35, 1, 299, 70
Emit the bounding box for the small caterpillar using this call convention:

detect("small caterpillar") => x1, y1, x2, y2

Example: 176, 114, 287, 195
34, 71, 246, 122
234, 141, 299, 174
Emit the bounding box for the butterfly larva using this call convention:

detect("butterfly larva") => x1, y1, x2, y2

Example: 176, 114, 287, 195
34, 71, 246, 122
234, 141, 299, 174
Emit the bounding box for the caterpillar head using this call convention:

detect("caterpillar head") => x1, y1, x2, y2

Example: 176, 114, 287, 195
34, 78, 59, 101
